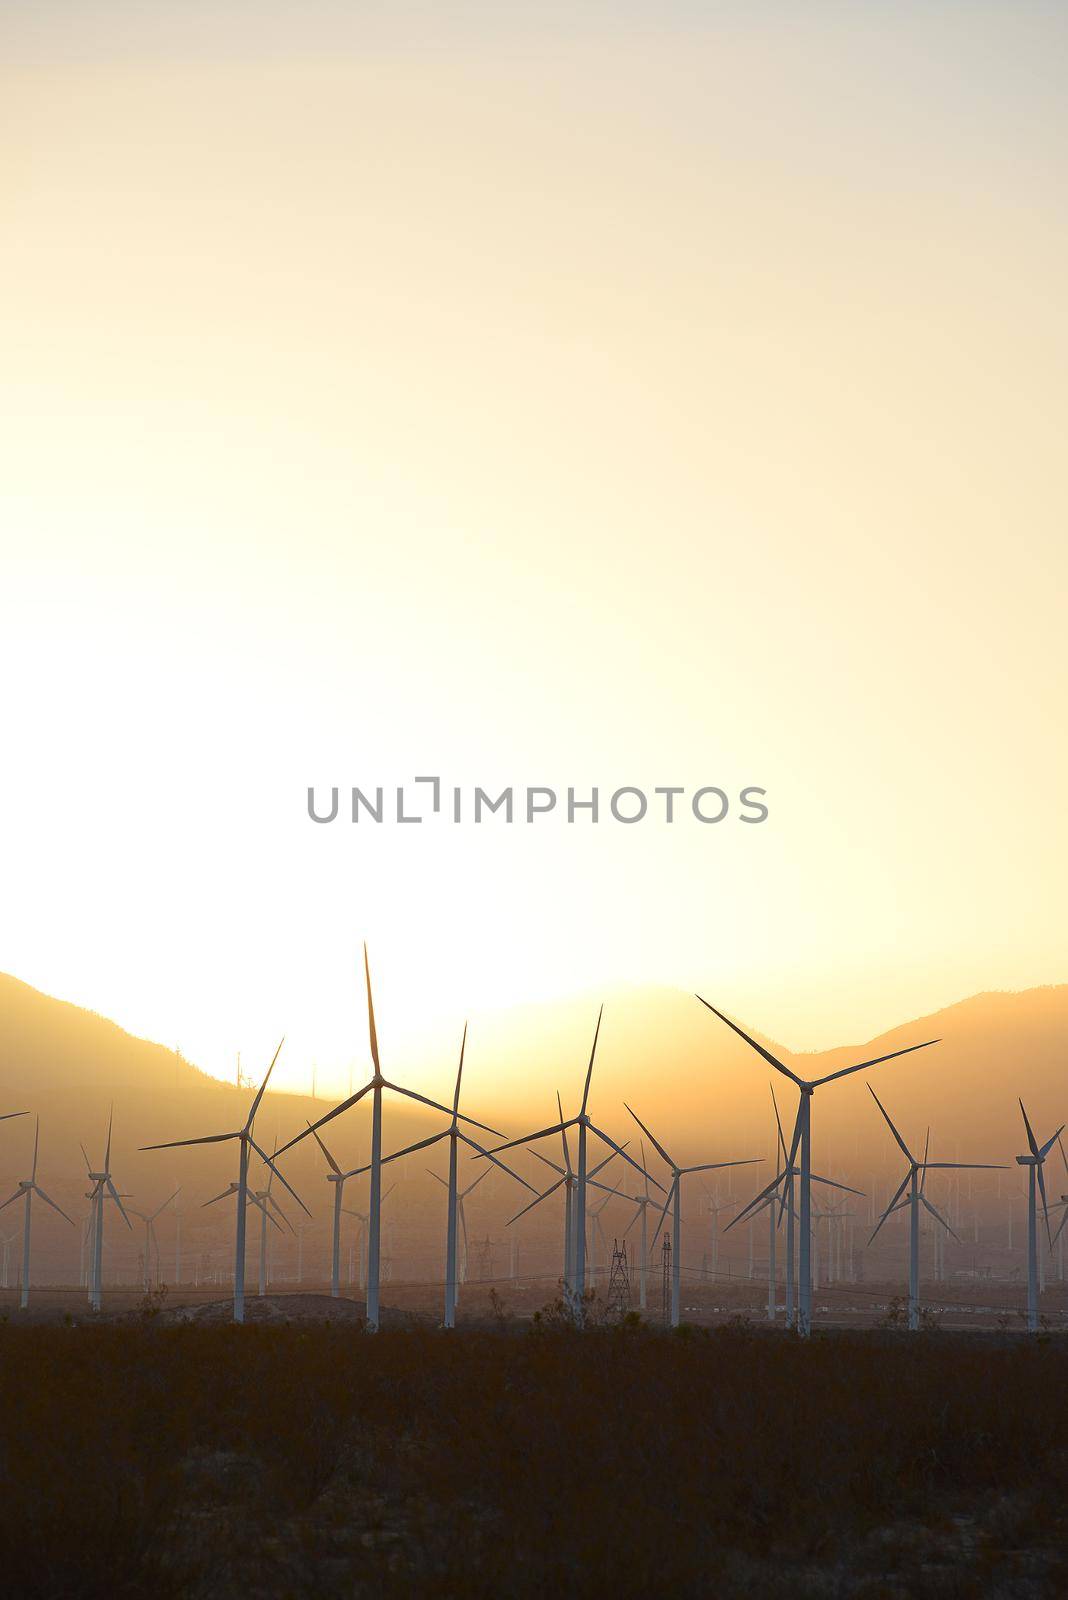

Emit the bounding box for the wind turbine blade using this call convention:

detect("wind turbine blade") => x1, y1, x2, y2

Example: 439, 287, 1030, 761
458, 1135, 539, 1193
920, 1162, 1006, 1171
557, 1093, 573, 1176
307, 1121, 342, 1175
248, 1193, 283, 1231
1059, 1135, 1068, 1179
586, 1177, 631, 1200
770, 1083, 789, 1164
376, 1129, 450, 1168
202, 1186, 237, 1208
723, 1172, 784, 1232
104, 1107, 113, 1173
809, 1173, 865, 1196
869, 1171, 911, 1243
106, 1178, 132, 1229
463, 1166, 491, 1200
273, 1081, 373, 1157
867, 1085, 914, 1165
1039, 1125, 1065, 1163
460, 1200, 469, 1256
530, 1150, 566, 1178
150, 1189, 180, 1221
649, 1179, 677, 1252
682, 1160, 761, 1176
0, 1112, 28, 1122
141, 1131, 238, 1152
245, 1037, 286, 1133
919, 1129, 931, 1197
588, 1125, 667, 1191
695, 997, 803, 1085
580, 1005, 603, 1117
809, 1038, 940, 1090
453, 1022, 467, 1118
1036, 1160, 1052, 1247
623, 1104, 673, 1169
80, 1142, 93, 1176
481, 1120, 570, 1158
426, 1169, 449, 1188
31, 1115, 39, 1182
506, 1177, 564, 1226
384, 1082, 499, 1135
589, 1146, 626, 1181
920, 1195, 960, 1243
640, 1138, 650, 1201
1019, 1098, 1039, 1158
249, 1138, 312, 1218
0, 1190, 21, 1216
33, 1186, 75, 1224
363, 942, 381, 1075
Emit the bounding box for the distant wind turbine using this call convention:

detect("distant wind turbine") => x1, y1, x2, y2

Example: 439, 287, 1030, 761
868, 1086, 1003, 1331
626, 1104, 759, 1327
728, 1083, 863, 1328
128, 1189, 179, 1293
1015, 1100, 1064, 1333
82, 1109, 132, 1312
697, 996, 939, 1335
142, 1040, 307, 1323
273, 947, 497, 1332
484, 1008, 660, 1324
341, 1024, 536, 1328
0, 1117, 74, 1310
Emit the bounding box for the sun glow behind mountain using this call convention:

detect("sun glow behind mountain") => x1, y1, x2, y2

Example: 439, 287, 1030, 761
1, 3, 1066, 1094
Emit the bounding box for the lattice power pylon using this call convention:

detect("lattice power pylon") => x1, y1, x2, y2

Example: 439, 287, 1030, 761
661, 1233, 672, 1325
606, 1238, 630, 1319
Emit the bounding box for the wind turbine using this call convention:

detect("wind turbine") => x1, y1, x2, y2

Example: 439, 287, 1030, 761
0, 1118, 74, 1310
253, 1141, 294, 1295
142, 1040, 307, 1323
483, 1007, 660, 1324
128, 1189, 179, 1292
524, 1136, 625, 1298
697, 996, 939, 1335
306, 1122, 355, 1299
619, 1140, 658, 1311
273, 947, 497, 1332
625, 1105, 759, 1327
725, 1084, 862, 1328
1015, 1100, 1064, 1332
343, 1184, 396, 1293
869, 1086, 1003, 1331
83, 1110, 132, 1311
340, 1024, 535, 1327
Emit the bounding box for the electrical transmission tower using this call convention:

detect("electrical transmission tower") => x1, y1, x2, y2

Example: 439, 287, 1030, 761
475, 1236, 494, 1281
606, 1238, 630, 1319
661, 1233, 672, 1325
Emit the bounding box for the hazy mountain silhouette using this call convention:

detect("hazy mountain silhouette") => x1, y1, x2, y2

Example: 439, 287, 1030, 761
0, 971, 1064, 1280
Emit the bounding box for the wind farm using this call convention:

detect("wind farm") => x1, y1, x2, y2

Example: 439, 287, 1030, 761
2, 962, 1068, 1600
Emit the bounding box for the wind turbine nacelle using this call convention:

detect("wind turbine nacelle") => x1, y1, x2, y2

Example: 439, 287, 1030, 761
1016, 1155, 1035, 1166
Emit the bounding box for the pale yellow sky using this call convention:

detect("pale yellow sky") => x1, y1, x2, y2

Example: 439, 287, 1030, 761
1, 4, 1065, 1097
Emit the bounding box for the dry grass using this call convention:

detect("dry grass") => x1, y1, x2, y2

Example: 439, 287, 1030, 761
1, 1310, 1066, 1597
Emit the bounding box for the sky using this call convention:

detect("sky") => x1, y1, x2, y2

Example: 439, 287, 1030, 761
1, 2, 1065, 1099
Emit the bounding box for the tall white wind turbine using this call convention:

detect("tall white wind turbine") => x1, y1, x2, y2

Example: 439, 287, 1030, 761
697, 996, 938, 1336
619, 1141, 658, 1311
868, 1086, 1003, 1331
728, 1084, 863, 1327
341, 1024, 535, 1327
625, 1105, 758, 1328
1015, 1100, 1064, 1332
274, 947, 497, 1331
0, 1117, 74, 1310
83, 1110, 132, 1311
485, 1009, 659, 1324
142, 1040, 306, 1323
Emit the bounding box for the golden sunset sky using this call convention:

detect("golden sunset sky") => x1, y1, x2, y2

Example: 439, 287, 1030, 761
2, 3, 1065, 1099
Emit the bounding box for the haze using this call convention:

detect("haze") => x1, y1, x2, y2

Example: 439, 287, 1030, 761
2, 2, 1065, 1095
